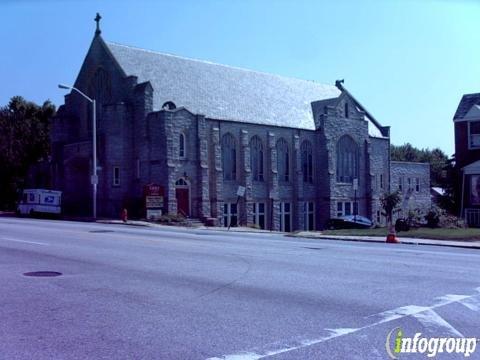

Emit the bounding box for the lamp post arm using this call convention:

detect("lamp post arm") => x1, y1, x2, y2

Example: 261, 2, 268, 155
71, 87, 94, 103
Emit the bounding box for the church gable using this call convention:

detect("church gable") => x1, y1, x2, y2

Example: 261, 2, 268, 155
71, 35, 128, 107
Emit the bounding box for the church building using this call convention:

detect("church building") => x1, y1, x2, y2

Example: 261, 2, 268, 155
51, 16, 430, 230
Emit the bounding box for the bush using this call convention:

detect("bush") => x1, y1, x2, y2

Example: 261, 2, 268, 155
157, 213, 186, 224
424, 206, 465, 229
425, 209, 440, 228
395, 218, 410, 232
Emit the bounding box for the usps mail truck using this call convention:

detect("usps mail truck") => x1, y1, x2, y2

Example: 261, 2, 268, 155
17, 189, 62, 216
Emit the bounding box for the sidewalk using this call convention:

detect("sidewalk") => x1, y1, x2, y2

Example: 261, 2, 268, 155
291, 231, 480, 250
11, 214, 479, 249
96, 219, 279, 234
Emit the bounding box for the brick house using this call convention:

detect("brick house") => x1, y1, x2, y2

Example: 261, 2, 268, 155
453, 93, 480, 226
51, 19, 430, 230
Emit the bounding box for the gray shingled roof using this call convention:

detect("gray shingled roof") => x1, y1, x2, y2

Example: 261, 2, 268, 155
105, 41, 341, 130
454, 93, 480, 120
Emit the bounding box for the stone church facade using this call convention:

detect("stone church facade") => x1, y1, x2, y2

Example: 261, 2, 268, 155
51, 24, 430, 230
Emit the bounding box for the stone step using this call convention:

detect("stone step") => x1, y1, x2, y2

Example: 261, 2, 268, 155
185, 218, 204, 227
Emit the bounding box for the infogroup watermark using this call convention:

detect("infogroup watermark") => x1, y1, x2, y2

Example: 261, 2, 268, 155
386, 327, 478, 358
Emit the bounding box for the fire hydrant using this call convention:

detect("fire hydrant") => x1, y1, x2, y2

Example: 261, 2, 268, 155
121, 208, 128, 223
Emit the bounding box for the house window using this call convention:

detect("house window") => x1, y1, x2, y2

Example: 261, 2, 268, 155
301, 140, 313, 183
399, 176, 403, 191
469, 121, 480, 149
113, 166, 120, 186
415, 178, 420, 192
380, 174, 384, 189
279, 202, 291, 232
337, 202, 343, 217
303, 202, 315, 231
407, 177, 411, 190
344, 102, 349, 118
179, 132, 186, 159
223, 203, 238, 227
253, 202, 266, 229
276, 138, 289, 182
376, 210, 381, 223
222, 133, 237, 180
336, 135, 359, 183
337, 201, 358, 217
250, 136, 264, 181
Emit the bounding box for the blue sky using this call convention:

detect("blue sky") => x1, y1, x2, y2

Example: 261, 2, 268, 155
1, 0, 478, 155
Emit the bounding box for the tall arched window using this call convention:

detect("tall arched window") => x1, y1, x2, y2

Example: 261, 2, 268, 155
336, 135, 359, 183
221, 133, 236, 180
276, 138, 289, 182
88, 67, 112, 103
250, 136, 264, 181
301, 140, 313, 183
179, 132, 186, 159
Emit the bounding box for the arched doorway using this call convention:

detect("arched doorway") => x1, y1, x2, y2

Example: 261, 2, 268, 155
175, 177, 190, 217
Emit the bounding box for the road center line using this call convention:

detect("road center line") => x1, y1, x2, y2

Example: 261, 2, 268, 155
0, 237, 49, 246
207, 287, 480, 360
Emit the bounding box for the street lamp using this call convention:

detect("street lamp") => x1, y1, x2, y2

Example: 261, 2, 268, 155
58, 84, 98, 220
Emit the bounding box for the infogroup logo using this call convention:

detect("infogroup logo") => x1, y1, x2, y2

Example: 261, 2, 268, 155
385, 327, 478, 358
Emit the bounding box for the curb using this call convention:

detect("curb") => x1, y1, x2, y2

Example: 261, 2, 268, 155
96, 220, 153, 227
95, 219, 282, 234
289, 234, 480, 250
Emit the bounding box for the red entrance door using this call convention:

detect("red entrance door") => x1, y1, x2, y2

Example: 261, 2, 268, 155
176, 188, 189, 217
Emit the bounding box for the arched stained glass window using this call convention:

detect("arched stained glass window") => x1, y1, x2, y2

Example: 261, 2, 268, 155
301, 140, 313, 183
276, 138, 289, 182
221, 133, 237, 180
250, 136, 264, 182
179, 132, 186, 159
336, 135, 359, 183
89, 67, 112, 103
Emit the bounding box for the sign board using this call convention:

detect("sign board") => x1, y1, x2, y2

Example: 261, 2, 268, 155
147, 209, 162, 221
144, 184, 165, 220
236, 186, 246, 197
144, 184, 164, 197
353, 178, 358, 191
146, 196, 164, 208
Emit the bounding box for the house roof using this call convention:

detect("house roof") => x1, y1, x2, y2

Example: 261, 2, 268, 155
454, 93, 480, 120
105, 41, 341, 130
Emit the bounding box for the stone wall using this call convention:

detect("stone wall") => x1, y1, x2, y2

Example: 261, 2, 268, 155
390, 161, 431, 219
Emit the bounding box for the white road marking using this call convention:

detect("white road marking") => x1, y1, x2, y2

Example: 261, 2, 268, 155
0, 237, 49, 246
413, 309, 464, 337
207, 288, 480, 360
460, 297, 480, 312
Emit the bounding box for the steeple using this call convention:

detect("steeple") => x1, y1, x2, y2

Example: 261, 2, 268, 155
94, 12, 102, 36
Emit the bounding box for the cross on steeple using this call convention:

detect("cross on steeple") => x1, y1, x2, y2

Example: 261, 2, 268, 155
94, 13, 102, 36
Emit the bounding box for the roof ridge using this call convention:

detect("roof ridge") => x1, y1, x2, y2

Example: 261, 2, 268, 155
462, 92, 480, 98
105, 40, 335, 88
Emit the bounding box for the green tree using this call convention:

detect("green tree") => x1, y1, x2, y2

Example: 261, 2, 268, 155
0, 96, 56, 210
380, 191, 402, 227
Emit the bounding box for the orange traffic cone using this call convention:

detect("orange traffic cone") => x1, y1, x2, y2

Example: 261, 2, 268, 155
386, 224, 399, 243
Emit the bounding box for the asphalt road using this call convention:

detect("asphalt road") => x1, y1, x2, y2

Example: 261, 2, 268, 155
0, 217, 479, 359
